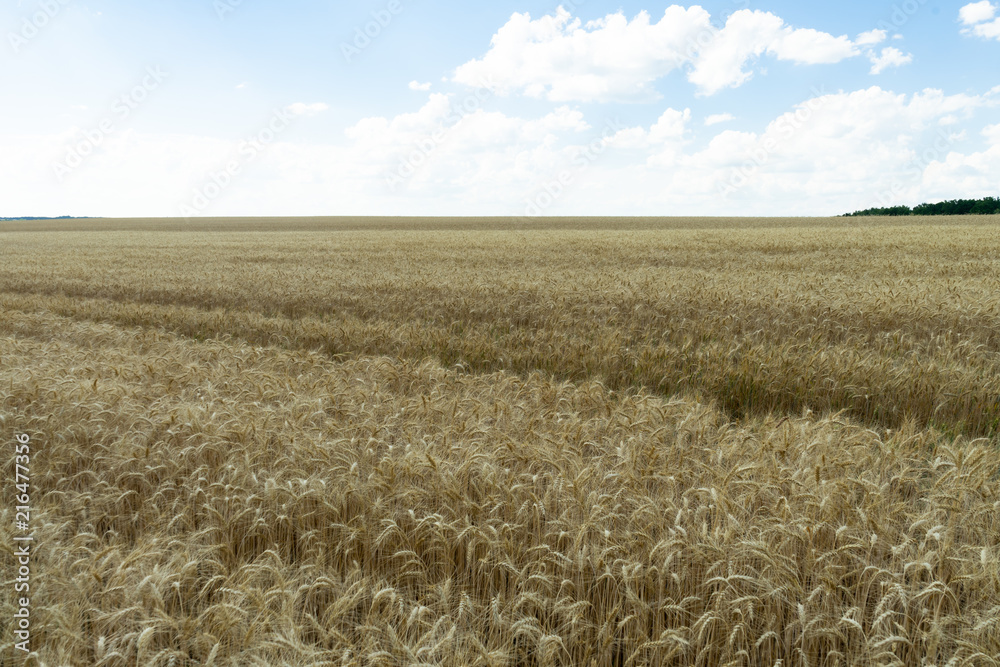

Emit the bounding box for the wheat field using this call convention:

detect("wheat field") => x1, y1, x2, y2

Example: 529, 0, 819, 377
1, 216, 999, 666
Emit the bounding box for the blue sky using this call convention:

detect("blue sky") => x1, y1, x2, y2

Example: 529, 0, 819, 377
1, 0, 998, 217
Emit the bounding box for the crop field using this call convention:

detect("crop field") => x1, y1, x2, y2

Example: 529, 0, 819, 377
1, 216, 999, 666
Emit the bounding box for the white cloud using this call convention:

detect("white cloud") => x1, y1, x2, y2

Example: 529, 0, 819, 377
918, 124, 1000, 201
694, 87, 993, 211
855, 29, 887, 46
3, 84, 995, 219
585, 87, 993, 214
705, 113, 736, 126
453, 6, 870, 101
960, 1, 997, 24
255, 85, 990, 215
453, 6, 711, 102
960, 2, 1000, 39
408, 81, 432, 91
768, 27, 859, 63
345, 94, 453, 145
868, 47, 913, 75
603, 108, 692, 153
971, 18, 1000, 39
286, 102, 329, 117
342, 94, 591, 161
624, 86, 990, 212
649, 108, 691, 142
983, 123, 1000, 146
343, 93, 593, 199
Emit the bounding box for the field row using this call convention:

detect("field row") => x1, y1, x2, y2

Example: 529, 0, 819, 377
2, 220, 999, 437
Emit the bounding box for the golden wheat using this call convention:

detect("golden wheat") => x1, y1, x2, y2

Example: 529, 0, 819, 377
0, 217, 998, 666
3, 216, 999, 437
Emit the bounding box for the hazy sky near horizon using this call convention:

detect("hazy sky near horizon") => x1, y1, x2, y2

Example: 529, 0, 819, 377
2, 0, 998, 217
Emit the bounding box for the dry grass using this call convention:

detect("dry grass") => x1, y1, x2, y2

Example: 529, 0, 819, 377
1, 217, 999, 666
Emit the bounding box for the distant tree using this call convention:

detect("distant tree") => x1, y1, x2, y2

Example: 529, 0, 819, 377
971, 197, 1000, 215
844, 197, 999, 217
843, 205, 912, 217
0, 216, 77, 220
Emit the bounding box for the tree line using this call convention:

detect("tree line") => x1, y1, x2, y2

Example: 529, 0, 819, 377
0, 216, 79, 221
843, 197, 1000, 217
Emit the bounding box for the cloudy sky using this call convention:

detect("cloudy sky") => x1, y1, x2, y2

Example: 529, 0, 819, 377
2, 0, 998, 217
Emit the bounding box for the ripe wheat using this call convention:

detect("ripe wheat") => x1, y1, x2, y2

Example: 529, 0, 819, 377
1, 216, 998, 666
